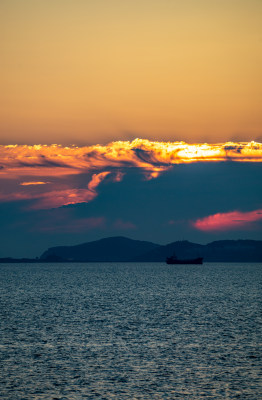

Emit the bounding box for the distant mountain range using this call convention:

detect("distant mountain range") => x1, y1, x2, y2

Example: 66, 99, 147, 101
1, 236, 262, 263
41, 236, 262, 262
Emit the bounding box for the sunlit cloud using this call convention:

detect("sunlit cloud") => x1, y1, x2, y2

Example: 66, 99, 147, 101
0, 192, 33, 202
87, 171, 110, 192
0, 188, 96, 209
0, 140, 261, 209
20, 181, 50, 186
0, 175, 110, 209
1, 140, 261, 177
31, 189, 98, 210
193, 209, 262, 231
0, 170, 111, 210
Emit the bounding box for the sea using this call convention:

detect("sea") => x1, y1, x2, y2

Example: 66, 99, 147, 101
0, 262, 261, 400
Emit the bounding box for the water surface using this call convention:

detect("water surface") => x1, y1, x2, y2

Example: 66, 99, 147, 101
0, 262, 261, 399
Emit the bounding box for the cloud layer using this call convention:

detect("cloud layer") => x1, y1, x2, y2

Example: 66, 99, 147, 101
1, 139, 262, 176
0, 139, 262, 209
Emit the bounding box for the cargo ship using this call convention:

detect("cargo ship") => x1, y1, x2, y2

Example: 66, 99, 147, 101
166, 255, 203, 264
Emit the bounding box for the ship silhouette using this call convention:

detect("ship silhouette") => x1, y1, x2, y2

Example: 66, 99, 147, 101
166, 254, 203, 264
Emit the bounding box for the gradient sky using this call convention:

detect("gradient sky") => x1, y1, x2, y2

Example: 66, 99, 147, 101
1, 0, 262, 144
1, 1, 262, 257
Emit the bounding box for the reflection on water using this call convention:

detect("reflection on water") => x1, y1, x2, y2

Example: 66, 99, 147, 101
0, 262, 261, 399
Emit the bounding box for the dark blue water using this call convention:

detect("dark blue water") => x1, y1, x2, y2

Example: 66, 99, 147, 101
0, 262, 261, 399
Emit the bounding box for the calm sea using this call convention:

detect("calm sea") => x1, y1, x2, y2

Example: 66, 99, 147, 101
0, 262, 261, 400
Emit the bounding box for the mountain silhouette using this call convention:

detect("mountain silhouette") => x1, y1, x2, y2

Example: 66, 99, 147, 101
40, 236, 160, 262
1, 237, 261, 263
136, 239, 262, 262
40, 237, 262, 262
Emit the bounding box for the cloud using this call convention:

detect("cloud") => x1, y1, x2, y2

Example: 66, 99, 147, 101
36, 216, 106, 233
113, 171, 125, 182
192, 209, 262, 231
0, 139, 262, 209
31, 189, 98, 209
20, 181, 50, 186
87, 171, 110, 191
1, 140, 261, 177
0, 188, 96, 209
113, 219, 136, 230
0, 170, 111, 210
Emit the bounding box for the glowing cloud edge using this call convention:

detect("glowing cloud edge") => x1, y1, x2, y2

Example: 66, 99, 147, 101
0, 139, 261, 209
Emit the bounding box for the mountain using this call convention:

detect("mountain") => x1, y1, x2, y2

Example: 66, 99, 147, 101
134, 240, 205, 262
40, 236, 160, 262
40, 237, 262, 263
204, 240, 262, 262
140, 239, 262, 262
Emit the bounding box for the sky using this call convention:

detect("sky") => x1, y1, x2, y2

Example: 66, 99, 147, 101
0, 1, 262, 257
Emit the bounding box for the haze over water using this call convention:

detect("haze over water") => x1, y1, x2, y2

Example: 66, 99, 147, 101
1, 262, 261, 399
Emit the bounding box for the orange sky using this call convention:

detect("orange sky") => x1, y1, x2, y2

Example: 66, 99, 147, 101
1, 0, 262, 144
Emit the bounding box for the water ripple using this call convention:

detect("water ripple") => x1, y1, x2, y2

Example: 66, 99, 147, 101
0, 262, 261, 399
